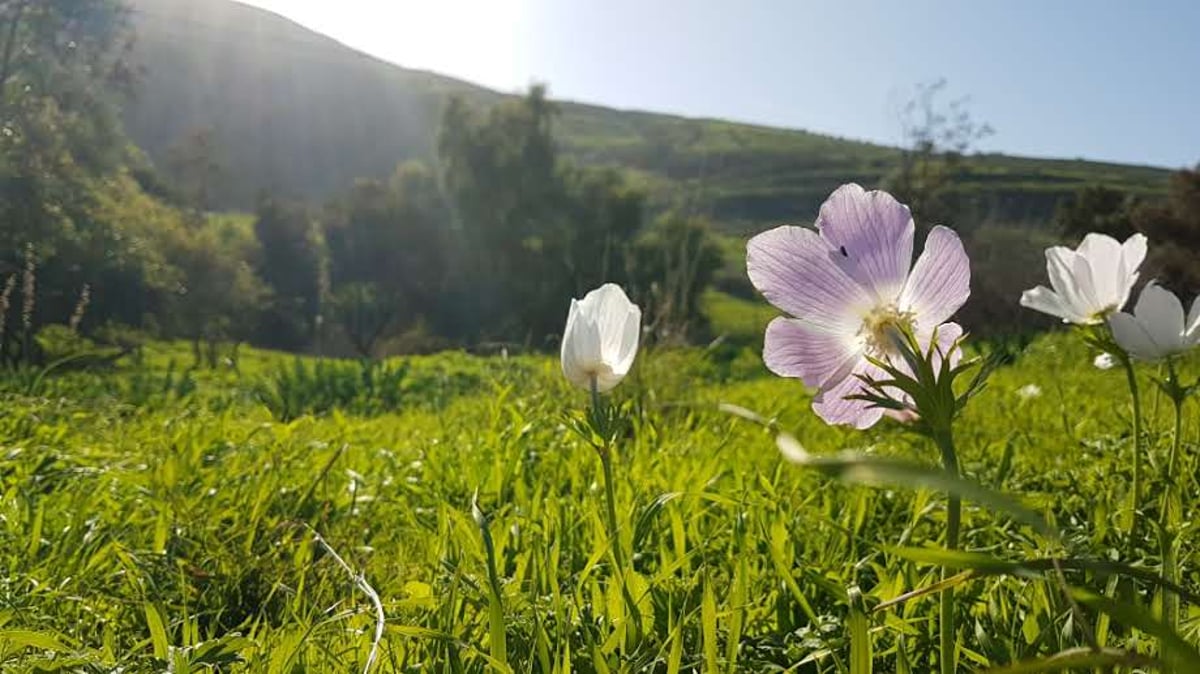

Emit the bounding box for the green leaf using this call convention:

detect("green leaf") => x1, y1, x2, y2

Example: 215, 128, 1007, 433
1072, 587, 1200, 671
0, 629, 70, 652
886, 547, 1036, 576
702, 577, 719, 674
775, 433, 1057, 540
144, 602, 170, 660
847, 587, 873, 674
982, 647, 1158, 673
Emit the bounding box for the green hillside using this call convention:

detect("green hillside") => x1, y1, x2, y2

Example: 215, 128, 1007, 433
123, 0, 1172, 231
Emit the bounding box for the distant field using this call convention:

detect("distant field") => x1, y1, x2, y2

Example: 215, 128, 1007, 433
1, 334, 1195, 670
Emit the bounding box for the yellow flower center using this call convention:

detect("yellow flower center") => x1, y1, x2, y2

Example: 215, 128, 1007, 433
860, 303, 916, 356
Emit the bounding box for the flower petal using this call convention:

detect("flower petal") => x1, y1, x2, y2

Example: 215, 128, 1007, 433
561, 299, 601, 389
1020, 286, 1074, 323
1121, 234, 1148, 282
747, 225, 872, 334
1133, 284, 1185, 353
562, 284, 642, 392
1046, 247, 1102, 323
1077, 233, 1125, 309
763, 317, 861, 389
899, 226, 970, 327
589, 284, 641, 375
931, 321, 964, 370
815, 184, 915, 301
1108, 312, 1162, 361
1186, 296, 1200, 346
811, 360, 885, 429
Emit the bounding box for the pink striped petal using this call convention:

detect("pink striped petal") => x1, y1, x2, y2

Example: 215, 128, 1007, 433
811, 360, 886, 429
900, 226, 970, 327
816, 184, 915, 302
747, 225, 872, 335
763, 317, 862, 390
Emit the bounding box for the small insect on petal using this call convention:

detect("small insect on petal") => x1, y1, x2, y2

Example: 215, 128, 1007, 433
746, 184, 970, 429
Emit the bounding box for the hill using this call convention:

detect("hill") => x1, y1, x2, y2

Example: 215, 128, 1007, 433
123, 0, 1172, 231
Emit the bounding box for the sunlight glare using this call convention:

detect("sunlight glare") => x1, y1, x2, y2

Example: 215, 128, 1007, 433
237, 0, 531, 90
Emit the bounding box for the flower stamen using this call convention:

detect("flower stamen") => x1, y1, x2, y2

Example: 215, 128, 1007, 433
861, 303, 916, 356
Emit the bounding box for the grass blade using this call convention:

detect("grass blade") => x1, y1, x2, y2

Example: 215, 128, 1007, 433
982, 647, 1159, 673
1071, 587, 1200, 671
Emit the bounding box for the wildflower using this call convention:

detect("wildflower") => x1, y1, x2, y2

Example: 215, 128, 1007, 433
561, 283, 641, 393
1093, 353, 1116, 370
1019, 233, 1147, 325
1107, 283, 1200, 361
747, 183, 970, 428
1016, 384, 1042, 399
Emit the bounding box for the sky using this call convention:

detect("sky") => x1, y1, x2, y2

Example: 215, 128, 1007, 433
238, 0, 1199, 168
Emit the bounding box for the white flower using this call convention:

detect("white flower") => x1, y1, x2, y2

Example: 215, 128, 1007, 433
1020, 233, 1147, 324
1016, 384, 1042, 399
1107, 284, 1200, 361
561, 283, 641, 392
1093, 353, 1116, 370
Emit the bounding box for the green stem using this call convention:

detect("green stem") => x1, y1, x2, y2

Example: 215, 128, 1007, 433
1121, 356, 1143, 546
933, 426, 961, 674
600, 445, 626, 571
590, 377, 623, 567
1161, 361, 1184, 642
589, 376, 640, 639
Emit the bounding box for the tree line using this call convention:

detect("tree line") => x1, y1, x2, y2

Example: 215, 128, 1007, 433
252, 86, 721, 357
2, 2, 1196, 364
0, 1, 720, 364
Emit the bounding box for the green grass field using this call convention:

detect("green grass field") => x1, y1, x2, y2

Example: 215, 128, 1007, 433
0, 329, 1197, 672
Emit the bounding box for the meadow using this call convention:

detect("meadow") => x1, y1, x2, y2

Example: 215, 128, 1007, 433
1, 323, 1196, 672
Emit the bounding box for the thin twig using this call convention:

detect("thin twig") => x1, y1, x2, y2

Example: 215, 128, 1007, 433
306, 525, 384, 674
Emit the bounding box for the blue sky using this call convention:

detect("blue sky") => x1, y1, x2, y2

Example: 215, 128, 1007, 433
242, 0, 1199, 168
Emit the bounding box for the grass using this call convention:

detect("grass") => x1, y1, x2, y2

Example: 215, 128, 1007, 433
0, 332, 1197, 672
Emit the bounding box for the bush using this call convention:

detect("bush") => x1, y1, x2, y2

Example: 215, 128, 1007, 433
258, 359, 411, 421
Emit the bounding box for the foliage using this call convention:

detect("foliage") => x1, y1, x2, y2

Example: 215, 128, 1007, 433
1132, 166, 1200, 296
1054, 167, 1200, 298
0, 0, 133, 257
628, 212, 724, 344
162, 213, 269, 363
324, 162, 448, 355
253, 195, 326, 350
0, 335, 1196, 670
956, 223, 1061, 338
1055, 184, 1140, 240
33, 323, 95, 362
258, 358, 412, 420
437, 87, 720, 347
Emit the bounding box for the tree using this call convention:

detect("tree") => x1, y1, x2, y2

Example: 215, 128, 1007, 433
627, 212, 722, 344
253, 195, 326, 350
325, 161, 449, 356
0, 0, 132, 257
884, 79, 992, 228
561, 165, 645, 295
438, 85, 565, 344
957, 223, 1060, 338
164, 215, 268, 367
436, 87, 652, 346
1131, 165, 1200, 296
167, 126, 224, 213
1056, 185, 1138, 240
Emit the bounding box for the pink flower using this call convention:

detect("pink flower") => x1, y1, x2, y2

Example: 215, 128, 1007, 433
747, 184, 970, 428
